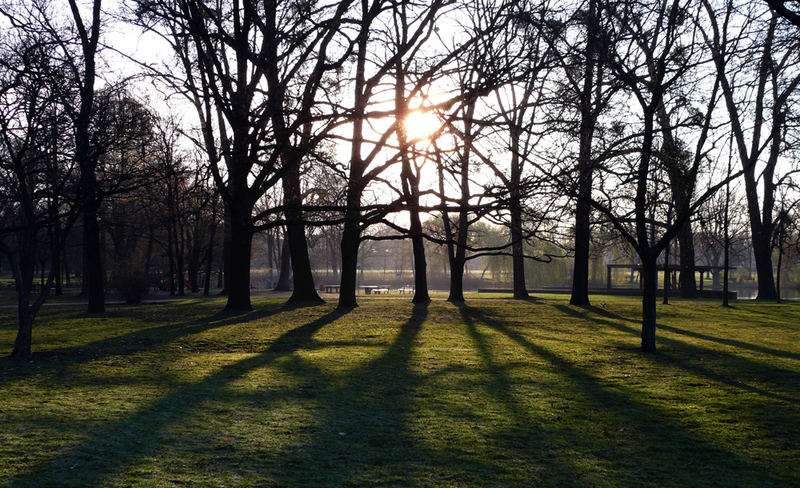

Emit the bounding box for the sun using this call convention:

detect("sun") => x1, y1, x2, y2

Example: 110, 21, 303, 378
403, 109, 440, 142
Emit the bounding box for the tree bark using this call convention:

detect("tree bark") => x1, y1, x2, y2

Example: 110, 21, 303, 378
338, 217, 360, 308
409, 213, 430, 303
224, 197, 253, 311
510, 199, 528, 299
12, 311, 33, 359
275, 233, 292, 291
751, 226, 777, 299
447, 204, 469, 303
283, 162, 323, 303
448, 251, 466, 303
640, 252, 658, 353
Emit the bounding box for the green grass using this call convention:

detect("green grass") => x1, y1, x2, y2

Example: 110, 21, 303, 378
1, 295, 799, 487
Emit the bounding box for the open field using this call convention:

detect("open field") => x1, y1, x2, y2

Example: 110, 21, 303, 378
1, 295, 799, 487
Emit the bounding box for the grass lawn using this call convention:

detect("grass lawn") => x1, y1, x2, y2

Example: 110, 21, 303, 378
1, 295, 799, 487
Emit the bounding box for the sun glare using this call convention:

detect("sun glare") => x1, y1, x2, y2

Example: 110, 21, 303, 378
403, 109, 440, 142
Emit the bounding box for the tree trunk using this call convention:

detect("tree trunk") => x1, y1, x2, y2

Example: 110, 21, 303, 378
569, 0, 599, 307
409, 212, 430, 303
72, 0, 103, 314
448, 253, 465, 303
752, 227, 777, 299
510, 200, 528, 299
275, 233, 292, 291
571, 198, 591, 305
283, 163, 323, 304
676, 222, 697, 298
285, 220, 322, 303
338, 219, 360, 308
12, 309, 33, 359
640, 252, 658, 353
394, 58, 429, 304
447, 207, 468, 304
224, 199, 253, 311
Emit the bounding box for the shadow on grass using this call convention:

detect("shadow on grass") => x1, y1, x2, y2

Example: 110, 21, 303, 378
5, 308, 348, 488
457, 304, 599, 482
551, 304, 800, 406
458, 304, 793, 486
6, 300, 799, 486
658, 323, 800, 361
0, 303, 290, 387
264, 303, 433, 486
575, 302, 800, 362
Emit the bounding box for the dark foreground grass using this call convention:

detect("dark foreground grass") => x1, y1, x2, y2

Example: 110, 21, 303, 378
1, 296, 799, 487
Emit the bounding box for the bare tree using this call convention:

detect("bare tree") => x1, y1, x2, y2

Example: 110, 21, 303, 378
701, 0, 800, 299
534, 0, 620, 306
581, 0, 726, 351
0, 27, 81, 358
337, 0, 452, 308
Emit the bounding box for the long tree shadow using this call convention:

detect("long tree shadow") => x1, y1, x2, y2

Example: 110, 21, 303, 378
5, 308, 348, 487
261, 303, 432, 486
457, 305, 607, 483
657, 323, 800, 361
571, 302, 800, 361
0, 303, 288, 387
552, 303, 800, 405
458, 304, 796, 486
